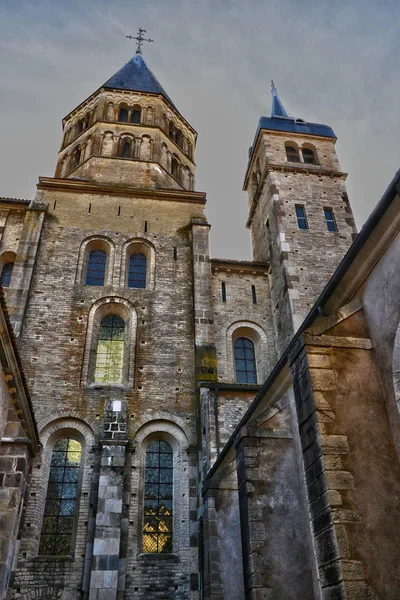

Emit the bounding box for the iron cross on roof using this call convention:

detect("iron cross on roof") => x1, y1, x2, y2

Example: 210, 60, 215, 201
126, 28, 154, 54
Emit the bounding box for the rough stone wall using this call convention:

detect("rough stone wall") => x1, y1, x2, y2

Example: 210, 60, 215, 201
10, 183, 206, 599
251, 169, 356, 353
210, 265, 276, 383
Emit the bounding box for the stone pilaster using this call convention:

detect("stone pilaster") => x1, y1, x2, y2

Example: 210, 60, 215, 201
289, 336, 376, 600
89, 397, 127, 600
202, 485, 224, 600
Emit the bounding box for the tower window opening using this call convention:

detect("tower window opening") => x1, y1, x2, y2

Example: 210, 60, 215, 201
302, 148, 315, 164
120, 138, 132, 159
118, 107, 129, 122
0, 262, 14, 288
72, 147, 81, 169
285, 145, 300, 163
143, 440, 173, 553
95, 315, 125, 384
176, 129, 183, 148
234, 337, 257, 384
85, 249, 107, 286
324, 208, 337, 232
221, 282, 226, 302
171, 158, 180, 181
39, 437, 82, 556
131, 108, 141, 124
295, 205, 308, 230
128, 253, 147, 289
252, 285, 257, 305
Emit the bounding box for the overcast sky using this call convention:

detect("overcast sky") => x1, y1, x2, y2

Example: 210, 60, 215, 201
0, 0, 399, 259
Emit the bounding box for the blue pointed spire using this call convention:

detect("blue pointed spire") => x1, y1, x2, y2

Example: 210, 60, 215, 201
103, 53, 176, 109
271, 81, 288, 117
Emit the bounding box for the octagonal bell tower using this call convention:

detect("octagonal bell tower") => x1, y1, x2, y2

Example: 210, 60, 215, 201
55, 53, 196, 191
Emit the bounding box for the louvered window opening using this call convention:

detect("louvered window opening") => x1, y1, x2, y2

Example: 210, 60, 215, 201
39, 438, 82, 556
0, 262, 13, 287
86, 249, 106, 286
128, 253, 147, 288
234, 337, 257, 384
143, 440, 173, 553
95, 315, 125, 383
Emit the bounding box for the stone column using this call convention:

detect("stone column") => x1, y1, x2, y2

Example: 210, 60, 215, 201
6, 196, 47, 336
89, 397, 127, 600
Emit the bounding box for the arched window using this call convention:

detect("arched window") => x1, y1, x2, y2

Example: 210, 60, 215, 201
285, 145, 300, 163
72, 147, 81, 169
131, 106, 141, 124
39, 437, 82, 556
143, 440, 173, 553
169, 122, 176, 141
176, 129, 183, 148
302, 148, 315, 164
85, 249, 106, 286
171, 157, 180, 181
118, 107, 129, 122
94, 315, 125, 384
0, 262, 14, 287
128, 253, 147, 288
234, 337, 257, 384
120, 138, 132, 159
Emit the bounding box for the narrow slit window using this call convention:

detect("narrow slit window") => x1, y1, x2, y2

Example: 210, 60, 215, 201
143, 440, 173, 553
0, 262, 14, 288
252, 285, 257, 305
324, 208, 337, 232
85, 250, 106, 286
94, 315, 125, 384
39, 437, 82, 556
234, 337, 257, 384
295, 205, 308, 230
128, 253, 147, 289
221, 282, 226, 302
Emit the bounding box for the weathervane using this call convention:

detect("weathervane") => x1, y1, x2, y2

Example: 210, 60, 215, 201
126, 28, 154, 54
271, 80, 277, 94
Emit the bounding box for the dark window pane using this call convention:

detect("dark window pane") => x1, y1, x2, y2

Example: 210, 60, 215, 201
128, 253, 147, 289
302, 148, 315, 164
85, 249, 106, 286
234, 337, 257, 384
118, 108, 128, 122
131, 109, 141, 124
121, 139, 132, 158
143, 440, 173, 553
286, 146, 300, 162
324, 208, 337, 232
0, 262, 13, 287
295, 206, 308, 230
39, 438, 82, 556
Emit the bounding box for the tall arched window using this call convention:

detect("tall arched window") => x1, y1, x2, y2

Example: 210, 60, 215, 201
118, 107, 129, 122
234, 337, 257, 384
143, 440, 173, 553
128, 253, 147, 288
302, 148, 315, 164
285, 145, 300, 163
120, 138, 132, 159
0, 262, 14, 287
39, 437, 82, 556
95, 315, 125, 383
131, 106, 141, 124
85, 249, 107, 286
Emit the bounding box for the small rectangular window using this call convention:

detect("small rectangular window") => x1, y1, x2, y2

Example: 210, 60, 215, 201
252, 285, 257, 304
295, 205, 308, 230
221, 282, 226, 302
173, 247, 177, 261
324, 208, 337, 232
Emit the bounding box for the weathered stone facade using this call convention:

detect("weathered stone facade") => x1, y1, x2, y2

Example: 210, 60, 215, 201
1, 51, 399, 600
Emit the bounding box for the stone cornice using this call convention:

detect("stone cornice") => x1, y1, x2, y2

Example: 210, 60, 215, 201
37, 176, 207, 205
211, 258, 269, 276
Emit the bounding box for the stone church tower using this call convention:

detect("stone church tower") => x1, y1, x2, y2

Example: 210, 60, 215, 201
0, 47, 371, 600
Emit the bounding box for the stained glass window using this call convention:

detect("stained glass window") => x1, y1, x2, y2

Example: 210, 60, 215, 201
128, 253, 147, 289
0, 262, 13, 287
143, 440, 173, 553
39, 437, 82, 556
94, 315, 125, 384
234, 337, 257, 384
85, 250, 106, 286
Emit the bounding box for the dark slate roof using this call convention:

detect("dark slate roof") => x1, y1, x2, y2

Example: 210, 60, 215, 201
257, 116, 336, 139
103, 53, 177, 109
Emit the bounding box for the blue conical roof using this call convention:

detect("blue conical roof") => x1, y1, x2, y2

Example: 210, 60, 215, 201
271, 81, 288, 117
103, 53, 176, 109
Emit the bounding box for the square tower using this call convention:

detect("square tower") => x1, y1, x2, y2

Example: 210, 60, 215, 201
244, 83, 357, 353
